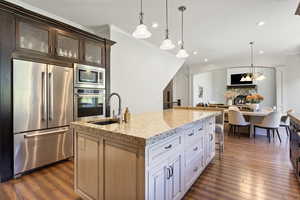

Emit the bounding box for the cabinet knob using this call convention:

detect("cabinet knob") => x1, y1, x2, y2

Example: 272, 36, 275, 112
164, 144, 172, 149
188, 133, 194, 137
193, 167, 198, 172
193, 146, 198, 151
198, 128, 203, 131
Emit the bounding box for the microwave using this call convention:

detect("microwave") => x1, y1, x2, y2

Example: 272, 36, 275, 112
74, 63, 105, 89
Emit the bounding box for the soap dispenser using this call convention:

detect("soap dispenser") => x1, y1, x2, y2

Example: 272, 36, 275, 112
124, 107, 131, 123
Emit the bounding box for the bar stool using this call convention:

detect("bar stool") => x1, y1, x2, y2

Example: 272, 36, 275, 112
280, 109, 294, 137
215, 112, 225, 159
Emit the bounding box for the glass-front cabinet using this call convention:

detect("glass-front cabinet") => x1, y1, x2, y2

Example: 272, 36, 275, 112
16, 19, 107, 67
17, 20, 50, 54
84, 40, 105, 66
56, 31, 80, 60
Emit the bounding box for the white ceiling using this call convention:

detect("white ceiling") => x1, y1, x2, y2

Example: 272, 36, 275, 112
18, 0, 300, 66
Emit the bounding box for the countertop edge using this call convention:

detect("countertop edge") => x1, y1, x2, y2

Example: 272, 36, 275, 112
71, 110, 220, 147
289, 113, 300, 124
71, 123, 147, 147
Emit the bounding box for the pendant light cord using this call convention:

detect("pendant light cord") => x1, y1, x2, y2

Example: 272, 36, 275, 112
139, 0, 144, 24
181, 8, 184, 49
165, 0, 169, 38
250, 41, 255, 75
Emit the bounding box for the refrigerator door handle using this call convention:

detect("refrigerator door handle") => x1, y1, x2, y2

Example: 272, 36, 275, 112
24, 127, 69, 138
48, 72, 54, 121
41, 72, 47, 121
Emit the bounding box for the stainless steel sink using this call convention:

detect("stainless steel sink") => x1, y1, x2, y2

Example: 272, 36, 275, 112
89, 120, 119, 126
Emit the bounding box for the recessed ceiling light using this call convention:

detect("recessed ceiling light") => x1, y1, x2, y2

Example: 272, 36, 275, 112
193, 51, 198, 55
204, 58, 208, 62
257, 21, 265, 26
259, 50, 264, 54
152, 22, 159, 28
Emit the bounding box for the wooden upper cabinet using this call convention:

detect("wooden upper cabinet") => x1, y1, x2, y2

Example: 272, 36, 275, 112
16, 19, 51, 55
55, 30, 80, 60
84, 40, 105, 67
15, 17, 109, 66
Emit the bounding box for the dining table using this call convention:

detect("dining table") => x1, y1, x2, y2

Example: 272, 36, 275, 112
224, 109, 274, 138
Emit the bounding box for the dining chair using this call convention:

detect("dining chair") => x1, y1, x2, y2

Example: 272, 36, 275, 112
280, 109, 294, 137
254, 111, 282, 143
229, 106, 240, 111
228, 110, 250, 138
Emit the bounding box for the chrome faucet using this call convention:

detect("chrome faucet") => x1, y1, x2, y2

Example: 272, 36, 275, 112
108, 92, 122, 122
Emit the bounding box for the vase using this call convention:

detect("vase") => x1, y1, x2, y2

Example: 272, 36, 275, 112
247, 103, 260, 111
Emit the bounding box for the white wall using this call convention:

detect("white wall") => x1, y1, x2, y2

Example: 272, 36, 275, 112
94, 25, 184, 114
211, 69, 227, 104
173, 65, 190, 107
279, 56, 300, 112
192, 69, 227, 106
193, 72, 212, 106
256, 68, 276, 108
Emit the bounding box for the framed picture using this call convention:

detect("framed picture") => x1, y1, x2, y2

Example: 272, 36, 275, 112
198, 86, 204, 98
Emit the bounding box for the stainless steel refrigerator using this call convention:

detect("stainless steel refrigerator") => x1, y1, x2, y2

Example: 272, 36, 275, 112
13, 59, 74, 176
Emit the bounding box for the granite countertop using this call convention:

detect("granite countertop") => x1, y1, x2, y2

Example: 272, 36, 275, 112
289, 113, 300, 124
71, 109, 220, 146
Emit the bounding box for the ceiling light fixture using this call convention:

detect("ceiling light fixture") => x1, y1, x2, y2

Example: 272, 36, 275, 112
160, 0, 175, 50
193, 51, 198, 55
176, 6, 189, 59
257, 21, 265, 26
259, 50, 264, 54
152, 22, 159, 28
204, 58, 208, 62
132, 0, 152, 39
241, 42, 266, 82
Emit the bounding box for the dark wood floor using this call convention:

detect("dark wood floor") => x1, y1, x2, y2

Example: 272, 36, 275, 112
1, 129, 300, 200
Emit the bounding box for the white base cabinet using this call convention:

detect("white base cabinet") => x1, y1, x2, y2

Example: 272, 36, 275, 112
146, 116, 215, 200
148, 153, 183, 200
74, 116, 215, 200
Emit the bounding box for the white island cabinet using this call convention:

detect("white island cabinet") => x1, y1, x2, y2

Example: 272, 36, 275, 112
72, 109, 217, 200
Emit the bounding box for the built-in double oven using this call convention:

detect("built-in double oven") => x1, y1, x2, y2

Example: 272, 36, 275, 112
74, 63, 106, 121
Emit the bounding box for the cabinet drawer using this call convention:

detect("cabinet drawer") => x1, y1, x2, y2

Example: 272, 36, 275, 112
194, 121, 205, 135
185, 138, 203, 165
185, 157, 202, 189
148, 136, 181, 164
184, 128, 200, 146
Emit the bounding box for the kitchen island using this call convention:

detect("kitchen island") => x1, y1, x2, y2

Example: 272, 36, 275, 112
71, 109, 220, 200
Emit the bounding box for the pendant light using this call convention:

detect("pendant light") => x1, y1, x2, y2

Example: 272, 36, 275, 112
160, 0, 175, 50
132, 0, 152, 39
176, 6, 189, 58
241, 42, 265, 82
